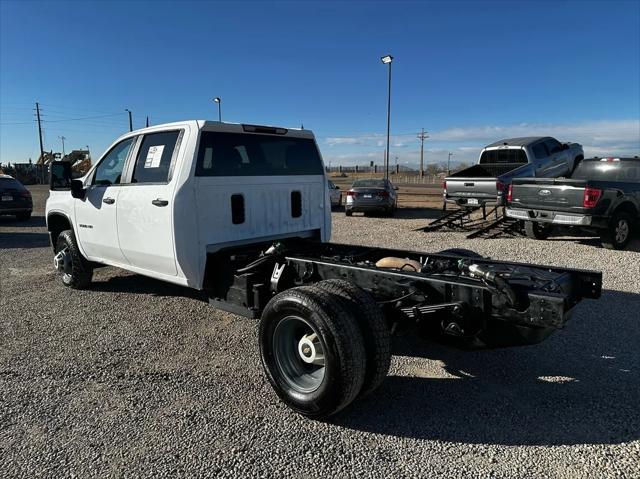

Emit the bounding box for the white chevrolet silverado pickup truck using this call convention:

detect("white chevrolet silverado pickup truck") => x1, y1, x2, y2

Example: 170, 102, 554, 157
46, 120, 602, 418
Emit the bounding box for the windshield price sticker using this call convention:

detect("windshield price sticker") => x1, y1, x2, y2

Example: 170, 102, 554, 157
144, 145, 165, 168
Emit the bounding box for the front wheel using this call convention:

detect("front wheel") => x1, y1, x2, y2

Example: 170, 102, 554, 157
259, 286, 366, 418
601, 212, 633, 250
54, 230, 93, 289
524, 221, 553, 240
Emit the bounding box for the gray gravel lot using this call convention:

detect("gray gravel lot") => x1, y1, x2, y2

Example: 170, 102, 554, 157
1, 185, 639, 478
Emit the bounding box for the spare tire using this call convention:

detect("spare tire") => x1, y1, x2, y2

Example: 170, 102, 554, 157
314, 279, 391, 397
259, 286, 366, 418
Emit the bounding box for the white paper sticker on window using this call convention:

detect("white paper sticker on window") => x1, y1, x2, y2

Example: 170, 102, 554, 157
144, 145, 165, 168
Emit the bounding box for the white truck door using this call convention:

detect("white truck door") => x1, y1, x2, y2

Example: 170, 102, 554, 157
74, 137, 135, 263
116, 130, 182, 276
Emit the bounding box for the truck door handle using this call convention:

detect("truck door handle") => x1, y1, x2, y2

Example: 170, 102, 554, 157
102, 197, 115, 205
152, 199, 169, 207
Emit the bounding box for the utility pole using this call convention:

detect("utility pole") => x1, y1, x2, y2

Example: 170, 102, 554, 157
35, 102, 46, 184
125, 109, 133, 131
447, 152, 453, 175
417, 128, 429, 179
146, 116, 149, 128
59, 136, 66, 157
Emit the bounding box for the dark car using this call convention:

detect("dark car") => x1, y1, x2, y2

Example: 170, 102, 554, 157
0, 175, 33, 221
345, 178, 398, 217
506, 157, 640, 249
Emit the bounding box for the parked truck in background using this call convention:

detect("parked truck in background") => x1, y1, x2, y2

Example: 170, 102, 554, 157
506, 157, 640, 249
46, 121, 601, 418
444, 137, 584, 208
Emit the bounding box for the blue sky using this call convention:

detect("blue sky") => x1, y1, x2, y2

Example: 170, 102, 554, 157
1, 0, 639, 167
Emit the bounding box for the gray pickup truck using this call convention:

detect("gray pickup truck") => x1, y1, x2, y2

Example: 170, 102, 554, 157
506, 157, 640, 249
444, 137, 584, 208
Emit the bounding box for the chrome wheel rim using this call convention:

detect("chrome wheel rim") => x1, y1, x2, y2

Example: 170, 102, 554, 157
615, 220, 629, 243
273, 315, 326, 393
53, 247, 72, 282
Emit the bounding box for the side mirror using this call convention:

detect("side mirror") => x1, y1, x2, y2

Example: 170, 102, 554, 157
49, 161, 72, 190
71, 179, 86, 199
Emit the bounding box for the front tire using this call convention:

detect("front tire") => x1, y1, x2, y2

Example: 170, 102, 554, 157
54, 230, 93, 289
524, 221, 552, 240
345, 210, 353, 217
601, 212, 633, 250
259, 286, 366, 418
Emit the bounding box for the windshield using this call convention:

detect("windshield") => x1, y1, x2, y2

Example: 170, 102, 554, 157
196, 132, 324, 176
353, 179, 386, 188
480, 149, 527, 165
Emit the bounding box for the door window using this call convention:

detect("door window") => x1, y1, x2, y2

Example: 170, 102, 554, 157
544, 139, 563, 155
532, 143, 548, 159
93, 137, 135, 186
131, 131, 180, 183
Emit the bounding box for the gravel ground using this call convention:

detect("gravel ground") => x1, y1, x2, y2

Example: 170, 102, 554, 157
1, 185, 639, 478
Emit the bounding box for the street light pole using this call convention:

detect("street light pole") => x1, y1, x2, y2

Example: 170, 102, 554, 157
447, 152, 453, 175
58, 136, 66, 157
213, 97, 222, 122
381, 54, 393, 180
125, 109, 133, 132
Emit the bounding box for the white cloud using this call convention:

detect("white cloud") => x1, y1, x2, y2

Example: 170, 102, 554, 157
320, 119, 640, 166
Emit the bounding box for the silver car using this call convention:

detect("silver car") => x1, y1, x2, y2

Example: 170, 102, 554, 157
345, 178, 398, 216
328, 180, 342, 208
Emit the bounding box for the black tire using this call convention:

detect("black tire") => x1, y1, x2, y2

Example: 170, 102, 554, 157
437, 248, 483, 259
314, 279, 391, 397
524, 221, 552, 240
345, 210, 353, 217
259, 286, 366, 418
601, 212, 633, 250
15, 211, 31, 221
55, 230, 93, 289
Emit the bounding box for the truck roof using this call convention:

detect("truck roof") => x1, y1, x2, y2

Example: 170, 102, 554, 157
485, 137, 551, 148
127, 120, 315, 140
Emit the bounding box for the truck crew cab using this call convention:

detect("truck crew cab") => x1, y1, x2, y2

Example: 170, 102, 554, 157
47, 121, 602, 418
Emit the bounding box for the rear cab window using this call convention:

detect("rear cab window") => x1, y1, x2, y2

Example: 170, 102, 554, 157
195, 132, 324, 176
572, 160, 640, 182
0, 178, 26, 191
479, 148, 528, 164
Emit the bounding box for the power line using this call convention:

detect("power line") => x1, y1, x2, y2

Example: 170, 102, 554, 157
42, 113, 126, 123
